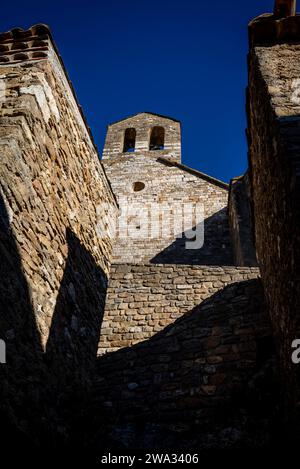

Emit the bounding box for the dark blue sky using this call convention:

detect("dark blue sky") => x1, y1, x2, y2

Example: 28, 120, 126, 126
1, 0, 275, 182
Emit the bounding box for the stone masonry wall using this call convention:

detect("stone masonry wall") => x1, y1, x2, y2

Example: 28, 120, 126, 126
102, 113, 181, 162
94, 276, 276, 450
0, 25, 117, 444
0, 27, 117, 347
228, 172, 257, 267
103, 156, 232, 265
248, 16, 300, 415
98, 264, 260, 355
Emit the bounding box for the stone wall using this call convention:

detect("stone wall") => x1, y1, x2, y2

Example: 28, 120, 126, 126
98, 264, 260, 354
0, 15, 294, 452
0, 25, 117, 445
228, 172, 257, 267
102, 112, 181, 162
247, 15, 300, 415
94, 277, 276, 450
103, 155, 232, 265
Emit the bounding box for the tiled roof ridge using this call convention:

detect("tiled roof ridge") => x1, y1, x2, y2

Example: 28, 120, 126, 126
108, 112, 181, 127
0, 24, 117, 198
0, 24, 98, 155
0, 23, 51, 42
157, 157, 229, 190
0, 23, 51, 64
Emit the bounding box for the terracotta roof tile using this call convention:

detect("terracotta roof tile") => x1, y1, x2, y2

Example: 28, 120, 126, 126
0, 24, 99, 162
0, 24, 51, 64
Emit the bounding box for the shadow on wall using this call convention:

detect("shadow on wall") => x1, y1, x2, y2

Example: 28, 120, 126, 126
151, 208, 234, 266
45, 228, 108, 447
0, 192, 44, 451
0, 192, 108, 450
0, 191, 280, 451
92, 279, 278, 450
47, 228, 108, 382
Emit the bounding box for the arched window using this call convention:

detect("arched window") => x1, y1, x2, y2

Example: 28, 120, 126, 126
149, 126, 165, 151
123, 128, 136, 153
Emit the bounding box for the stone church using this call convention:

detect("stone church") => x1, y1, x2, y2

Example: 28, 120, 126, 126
102, 111, 232, 265
0, 0, 299, 454
98, 112, 258, 356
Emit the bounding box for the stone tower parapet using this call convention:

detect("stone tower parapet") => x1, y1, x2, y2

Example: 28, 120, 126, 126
102, 112, 181, 163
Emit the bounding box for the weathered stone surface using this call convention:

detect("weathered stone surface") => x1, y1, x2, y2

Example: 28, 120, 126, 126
0, 25, 117, 447
98, 264, 260, 354
102, 112, 181, 162
247, 26, 300, 417
228, 172, 257, 267
94, 278, 277, 450
0, 8, 297, 452
102, 113, 232, 265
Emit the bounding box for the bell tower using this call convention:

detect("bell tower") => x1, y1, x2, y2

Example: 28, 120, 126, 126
102, 112, 181, 163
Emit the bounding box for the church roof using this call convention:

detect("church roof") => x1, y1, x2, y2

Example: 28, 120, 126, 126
108, 112, 181, 126
157, 157, 229, 190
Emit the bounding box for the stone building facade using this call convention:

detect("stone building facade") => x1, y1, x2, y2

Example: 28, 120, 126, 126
98, 264, 260, 355
98, 114, 259, 356
228, 172, 257, 267
0, 24, 117, 353
103, 112, 181, 162
0, 24, 118, 446
247, 10, 300, 416
102, 112, 232, 265
0, 1, 299, 453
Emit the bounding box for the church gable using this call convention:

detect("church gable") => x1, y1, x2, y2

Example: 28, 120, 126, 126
102, 112, 181, 162
102, 148, 232, 265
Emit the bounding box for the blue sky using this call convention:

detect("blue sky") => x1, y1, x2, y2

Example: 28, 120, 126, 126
1, 0, 275, 182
